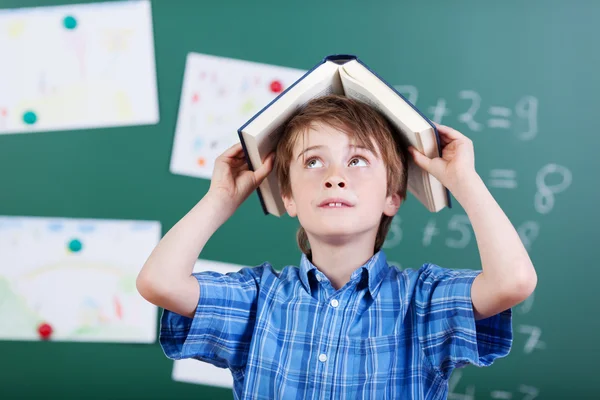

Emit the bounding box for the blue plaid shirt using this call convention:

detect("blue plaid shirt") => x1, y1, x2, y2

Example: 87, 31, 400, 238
160, 251, 512, 399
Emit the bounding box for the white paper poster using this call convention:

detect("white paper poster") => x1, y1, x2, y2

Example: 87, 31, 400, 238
169, 52, 306, 179
171, 258, 251, 387
0, 216, 161, 343
0, 0, 159, 134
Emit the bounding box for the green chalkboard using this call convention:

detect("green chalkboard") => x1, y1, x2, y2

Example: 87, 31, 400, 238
0, 0, 597, 399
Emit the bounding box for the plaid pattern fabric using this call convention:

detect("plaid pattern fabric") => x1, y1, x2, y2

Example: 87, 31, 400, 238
160, 251, 512, 399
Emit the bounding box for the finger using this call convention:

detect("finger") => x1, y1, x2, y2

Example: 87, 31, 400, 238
220, 142, 244, 159
229, 154, 247, 165
232, 159, 250, 173
438, 133, 453, 148
436, 124, 466, 140
408, 146, 432, 173
253, 153, 275, 183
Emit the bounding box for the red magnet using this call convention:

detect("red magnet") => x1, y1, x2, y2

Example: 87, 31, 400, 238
270, 80, 283, 93
38, 322, 53, 340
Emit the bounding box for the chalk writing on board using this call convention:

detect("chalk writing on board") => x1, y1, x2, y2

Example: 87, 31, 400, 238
382, 215, 403, 249
458, 90, 483, 131
515, 96, 538, 141
394, 85, 418, 105
490, 385, 540, 400
534, 163, 572, 214
516, 291, 535, 314
517, 325, 546, 354
387, 260, 403, 271
518, 385, 540, 400
428, 97, 451, 125
487, 106, 512, 129
449, 370, 540, 400
517, 221, 539, 251
393, 85, 539, 140
488, 169, 517, 189
422, 219, 439, 247
384, 215, 540, 251
448, 370, 475, 400
446, 214, 472, 249
491, 391, 513, 399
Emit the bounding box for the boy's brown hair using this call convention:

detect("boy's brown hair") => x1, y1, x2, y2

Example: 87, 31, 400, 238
274, 94, 410, 258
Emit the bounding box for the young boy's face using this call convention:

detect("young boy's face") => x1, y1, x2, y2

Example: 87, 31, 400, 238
282, 122, 401, 243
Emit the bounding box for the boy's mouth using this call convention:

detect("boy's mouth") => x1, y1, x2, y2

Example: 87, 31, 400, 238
318, 198, 354, 208
322, 203, 349, 208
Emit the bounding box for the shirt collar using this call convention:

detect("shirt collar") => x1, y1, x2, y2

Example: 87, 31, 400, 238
298, 250, 389, 297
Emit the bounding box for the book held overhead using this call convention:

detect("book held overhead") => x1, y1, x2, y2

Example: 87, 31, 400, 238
238, 54, 452, 216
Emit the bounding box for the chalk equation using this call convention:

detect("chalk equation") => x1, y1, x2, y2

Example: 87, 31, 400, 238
393, 86, 538, 141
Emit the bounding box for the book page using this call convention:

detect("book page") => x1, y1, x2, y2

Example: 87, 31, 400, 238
240, 61, 343, 215
243, 61, 343, 141
0, 0, 159, 135
0, 216, 160, 343
170, 52, 306, 180
338, 68, 434, 210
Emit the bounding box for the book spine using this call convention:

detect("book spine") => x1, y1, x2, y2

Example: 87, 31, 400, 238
237, 133, 269, 215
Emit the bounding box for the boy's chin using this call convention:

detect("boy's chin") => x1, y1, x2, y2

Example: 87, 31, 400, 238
307, 223, 373, 241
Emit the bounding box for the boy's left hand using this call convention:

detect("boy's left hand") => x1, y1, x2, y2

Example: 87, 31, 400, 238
408, 123, 478, 193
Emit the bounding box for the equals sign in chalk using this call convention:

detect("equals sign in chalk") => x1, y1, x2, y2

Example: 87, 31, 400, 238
490, 391, 513, 399
487, 106, 512, 129
489, 169, 517, 189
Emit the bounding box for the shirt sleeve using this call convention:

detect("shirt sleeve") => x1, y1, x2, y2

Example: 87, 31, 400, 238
414, 263, 513, 379
159, 263, 269, 370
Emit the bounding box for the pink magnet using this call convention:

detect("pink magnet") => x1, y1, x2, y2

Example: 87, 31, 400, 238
270, 80, 283, 93
38, 322, 53, 340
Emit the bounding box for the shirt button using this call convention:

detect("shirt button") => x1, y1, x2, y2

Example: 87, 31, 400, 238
316, 275, 322, 282
319, 353, 327, 362
330, 299, 339, 308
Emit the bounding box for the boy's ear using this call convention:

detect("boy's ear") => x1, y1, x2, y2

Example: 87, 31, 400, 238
383, 193, 402, 217
282, 194, 298, 217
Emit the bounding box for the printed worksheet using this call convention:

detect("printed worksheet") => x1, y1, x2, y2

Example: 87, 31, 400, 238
169, 52, 306, 179
0, 216, 161, 343
0, 0, 159, 134
171, 258, 251, 387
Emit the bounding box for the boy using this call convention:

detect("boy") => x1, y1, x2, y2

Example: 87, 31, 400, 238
137, 95, 537, 399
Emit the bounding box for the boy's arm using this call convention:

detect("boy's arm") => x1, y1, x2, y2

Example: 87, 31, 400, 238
409, 124, 537, 321
136, 143, 274, 318
452, 171, 536, 320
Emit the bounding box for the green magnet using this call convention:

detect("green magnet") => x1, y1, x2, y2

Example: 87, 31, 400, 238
23, 111, 37, 125
63, 15, 77, 30
68, 239, 83, 252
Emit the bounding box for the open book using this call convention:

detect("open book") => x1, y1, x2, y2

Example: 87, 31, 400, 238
237, 54, 452, 216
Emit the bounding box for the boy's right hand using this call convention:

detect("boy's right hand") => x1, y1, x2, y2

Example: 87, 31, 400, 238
207, 142, 274, 215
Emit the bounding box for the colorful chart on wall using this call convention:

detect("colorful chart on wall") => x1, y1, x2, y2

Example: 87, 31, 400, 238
0, 0, 159, 135
0, 216, 161, 343
169, 52, 306, 179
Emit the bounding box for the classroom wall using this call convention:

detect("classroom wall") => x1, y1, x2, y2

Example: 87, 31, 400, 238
0, 0, 597, 399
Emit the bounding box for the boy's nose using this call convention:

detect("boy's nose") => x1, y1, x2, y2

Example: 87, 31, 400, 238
324, 176, 346, 189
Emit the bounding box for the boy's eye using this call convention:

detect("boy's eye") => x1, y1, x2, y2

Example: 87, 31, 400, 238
306, 158, 323, 168
349, 157, 368, 167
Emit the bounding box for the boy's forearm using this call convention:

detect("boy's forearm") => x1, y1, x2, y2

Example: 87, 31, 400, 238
452, 173, 537, 295
138, 194, 232, 292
